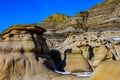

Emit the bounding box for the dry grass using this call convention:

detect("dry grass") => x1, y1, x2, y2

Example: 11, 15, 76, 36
44, 14, 69, 24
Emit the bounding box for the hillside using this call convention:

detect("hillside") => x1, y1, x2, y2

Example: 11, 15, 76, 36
39, 0, 120, 33
38, 14, 69, 29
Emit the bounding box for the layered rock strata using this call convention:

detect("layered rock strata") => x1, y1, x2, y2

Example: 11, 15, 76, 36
87, 0, 120, 31
39, 0, 120, 33
41, 0, 120, 51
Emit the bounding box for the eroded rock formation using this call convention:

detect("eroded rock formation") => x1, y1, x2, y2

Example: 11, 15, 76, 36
0, 24, 90, 80
0, 0, 120, 80
0, 24, 56, 80
56, 31, 120, 69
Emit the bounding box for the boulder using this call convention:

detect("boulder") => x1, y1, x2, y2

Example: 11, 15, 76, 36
90, 61, 120, 80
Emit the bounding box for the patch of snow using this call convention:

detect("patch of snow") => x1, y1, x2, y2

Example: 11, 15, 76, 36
112, 37, 120, 41
72, 72, 92, 77
54, 70, 71, 74
54, 69, 92, 77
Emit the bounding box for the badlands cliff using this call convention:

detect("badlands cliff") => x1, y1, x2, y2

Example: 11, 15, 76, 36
39, 0, 120, 79
41, 0, 120, 51
0, 24, 120, 80
40, 0, 120, 72
0, 0, 120, 80
39, 0, 120, 33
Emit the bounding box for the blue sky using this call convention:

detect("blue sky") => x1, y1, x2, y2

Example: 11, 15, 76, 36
0, 0, 104, 33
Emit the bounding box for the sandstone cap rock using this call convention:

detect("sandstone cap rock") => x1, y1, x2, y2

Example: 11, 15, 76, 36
1, 24, 46, 37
